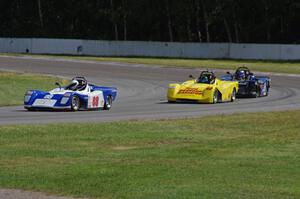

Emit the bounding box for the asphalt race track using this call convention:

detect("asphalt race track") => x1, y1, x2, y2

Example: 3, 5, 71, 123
0, 55, 300, 125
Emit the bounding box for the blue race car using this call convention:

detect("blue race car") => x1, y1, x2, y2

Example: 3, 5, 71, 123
24, 77, 117, 111
221, 67, 271, 97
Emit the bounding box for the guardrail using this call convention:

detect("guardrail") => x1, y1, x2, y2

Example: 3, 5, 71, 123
0, 38, 299, 60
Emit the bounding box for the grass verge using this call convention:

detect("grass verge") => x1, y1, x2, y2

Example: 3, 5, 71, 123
2, 53, 300, 74
0, 111, 299, 198
0, 72, 66, 106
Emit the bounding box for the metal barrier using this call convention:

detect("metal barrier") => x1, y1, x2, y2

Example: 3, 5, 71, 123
0, 38, 299, 60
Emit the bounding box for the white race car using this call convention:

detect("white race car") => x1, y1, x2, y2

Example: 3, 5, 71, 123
24, 77, 117, 111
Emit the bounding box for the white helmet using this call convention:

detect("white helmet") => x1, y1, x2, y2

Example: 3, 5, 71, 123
69, 79, 79, 90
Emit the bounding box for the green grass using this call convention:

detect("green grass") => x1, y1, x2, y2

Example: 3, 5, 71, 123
0, 111, 299, 198
0, 72, 66, 106
2, 53, 300, 74
73, 56, 300, 74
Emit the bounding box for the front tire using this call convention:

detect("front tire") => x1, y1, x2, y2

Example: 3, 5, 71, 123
231, 89, 236, 102
71, 96, 80, 111
255, 88, 260, 98
104, 95, 112, 110
265, 83, 270, 96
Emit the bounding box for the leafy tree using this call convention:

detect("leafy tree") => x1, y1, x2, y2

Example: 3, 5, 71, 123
0, 0, 299, 43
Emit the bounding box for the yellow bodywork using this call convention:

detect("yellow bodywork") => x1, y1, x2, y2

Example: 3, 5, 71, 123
167, 79, 239, 103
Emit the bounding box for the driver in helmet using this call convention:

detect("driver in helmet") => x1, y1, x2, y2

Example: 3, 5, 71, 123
67, 79, 80, 91
198, 75, 209, 84
237, 70, 246, 80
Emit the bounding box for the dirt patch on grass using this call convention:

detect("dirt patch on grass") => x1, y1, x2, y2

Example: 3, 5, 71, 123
112, 146, 138, 151
0, 188, 86, 199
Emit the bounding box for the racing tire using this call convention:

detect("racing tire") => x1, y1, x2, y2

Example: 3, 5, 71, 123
252, 87, 260, 98
231, 89, 236, 102
104, 95, 112, 110
265, 83, 270, 96
71, 95, 80, 111
255, 88, 260, 98
213, 90, 218, 104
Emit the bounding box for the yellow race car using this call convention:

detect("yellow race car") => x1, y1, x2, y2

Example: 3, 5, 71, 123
167, 71, 239, 104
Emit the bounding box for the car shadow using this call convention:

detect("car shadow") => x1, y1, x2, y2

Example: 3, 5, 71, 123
17, 108, 104, 112
157, 101, 212, 105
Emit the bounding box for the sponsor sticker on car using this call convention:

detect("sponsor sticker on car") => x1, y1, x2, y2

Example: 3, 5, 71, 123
178, 88, 202, 95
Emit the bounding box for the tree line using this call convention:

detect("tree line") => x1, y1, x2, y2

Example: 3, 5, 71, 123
1, 0, 299, 43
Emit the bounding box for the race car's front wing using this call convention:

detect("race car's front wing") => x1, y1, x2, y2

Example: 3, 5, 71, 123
24, 98, 72, 110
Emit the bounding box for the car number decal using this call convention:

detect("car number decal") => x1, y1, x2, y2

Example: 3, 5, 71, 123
92, 96, 99, 107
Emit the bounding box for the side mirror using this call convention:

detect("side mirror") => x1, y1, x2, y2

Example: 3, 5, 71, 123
189, 75, 194, 79
226, 71, 231, 75
55, 82, 61, 89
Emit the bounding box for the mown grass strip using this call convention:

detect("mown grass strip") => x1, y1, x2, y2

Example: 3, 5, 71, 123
2, 53, 300, 74
74, 56, 300, 74
0, 111, 299, 198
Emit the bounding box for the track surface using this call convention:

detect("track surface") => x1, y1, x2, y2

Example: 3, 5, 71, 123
0, 55, 300, 125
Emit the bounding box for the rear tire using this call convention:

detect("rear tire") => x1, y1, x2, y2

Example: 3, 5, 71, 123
104, 95, 112, 110
213, 90, 218, 104
71, 96, 80, 111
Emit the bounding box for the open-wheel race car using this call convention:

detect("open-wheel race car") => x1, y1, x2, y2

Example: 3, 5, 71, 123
24, 77, 117, 111
167, 71, 239, 104
221, 67, 271, 97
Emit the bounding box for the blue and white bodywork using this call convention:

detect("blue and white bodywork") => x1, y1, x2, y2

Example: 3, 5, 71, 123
24, 77, 117, 111
221, 67, 271, 97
